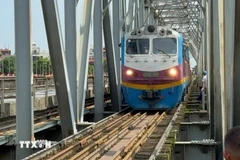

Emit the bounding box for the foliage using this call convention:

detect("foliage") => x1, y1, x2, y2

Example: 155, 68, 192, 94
33, 56, 52, 75
88, 58, 108, 75
0, 56, 15, 74
0, 56, 52, 75
88, 65, 94, 75
103, 59, 108, 73
0, 56, 108, 75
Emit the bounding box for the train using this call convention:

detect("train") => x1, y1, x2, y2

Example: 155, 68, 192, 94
120, 25, 191, 110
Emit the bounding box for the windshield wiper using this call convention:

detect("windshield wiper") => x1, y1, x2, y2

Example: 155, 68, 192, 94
156, 48, 171, 58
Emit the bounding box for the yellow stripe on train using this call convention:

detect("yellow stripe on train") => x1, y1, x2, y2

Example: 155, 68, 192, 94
122, 77, 190, 90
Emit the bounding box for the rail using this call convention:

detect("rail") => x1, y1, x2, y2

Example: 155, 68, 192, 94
23, 107, 131, 160
24, 79, 197, 160
23, 107, 184, 160
0, 94, 111, 133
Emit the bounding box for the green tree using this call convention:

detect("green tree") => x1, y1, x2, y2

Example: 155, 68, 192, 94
103, 58, 108, 73
88, 59, 108, 75
33, 57, 52, 75
0, 56, 15, 74
88, 65, 94, 75
0, 56, 53, 75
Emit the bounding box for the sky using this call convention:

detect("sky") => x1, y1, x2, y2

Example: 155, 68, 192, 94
0, 0, 196, 67
0, 0, 83, 53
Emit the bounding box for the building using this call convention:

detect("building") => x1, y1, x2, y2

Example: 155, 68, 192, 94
32, 43, 50, 61
88, 47, 107, 65
32, 42, 40, 55
89, 46, 94, 58
0, 48, 11, 59
102, 47, 106, 59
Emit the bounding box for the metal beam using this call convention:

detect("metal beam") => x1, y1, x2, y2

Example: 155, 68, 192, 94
41, 0, 77, 137
202, 0, 206, 72
206, 0, 211, 126
127, 0, 134, 31
121, 0, 127, 32
134, 1, 138, 28
197, 42, 203, 78
147, 0, 152, 24
113, 0, 121, 107
15, 0, 33, 159
225, 0, 235, 129
149, 10, 155, 25
138, 0, 144, 26
207, 0, 214, 140
218, 0, 227, 152
65, 0, 77, 123
77, 0, 93, 123
93, 0, 104, 121
212, 0, 223, 158
103, 0, 120, 112
233, 0, 240, 126
143, 0, 150, 25
206, 0, 216, 141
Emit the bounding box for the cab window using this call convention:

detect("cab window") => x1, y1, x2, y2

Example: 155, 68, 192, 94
126, 39, 149, 54
153, 38, 177, 54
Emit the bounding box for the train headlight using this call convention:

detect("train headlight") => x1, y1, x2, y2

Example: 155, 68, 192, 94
169, 68, 177, 76
126, 69, 133, 76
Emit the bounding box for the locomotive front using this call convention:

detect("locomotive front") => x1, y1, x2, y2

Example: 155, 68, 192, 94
121, 25, 190, 110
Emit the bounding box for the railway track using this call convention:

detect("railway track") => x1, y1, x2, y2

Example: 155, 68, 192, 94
24, 106, 185, 160
24, 80, 196, 160
0, 106, 58, 134
0, 94, 111, 133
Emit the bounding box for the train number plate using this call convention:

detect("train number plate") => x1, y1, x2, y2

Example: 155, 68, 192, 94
143, 72, 159, 77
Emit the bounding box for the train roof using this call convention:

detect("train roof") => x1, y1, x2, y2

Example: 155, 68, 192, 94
126, 25, 181, 38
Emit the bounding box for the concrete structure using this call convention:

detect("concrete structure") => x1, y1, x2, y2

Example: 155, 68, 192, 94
32, 42, 49, 57
32, 43, 50, 62
0, 76, 109, 118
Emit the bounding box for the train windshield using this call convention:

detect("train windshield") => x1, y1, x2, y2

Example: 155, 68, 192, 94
153, 38, 177, 54
126, 39, 149, 54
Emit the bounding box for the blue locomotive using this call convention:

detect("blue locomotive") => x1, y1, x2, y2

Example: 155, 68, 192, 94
121, 25, 191, 110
